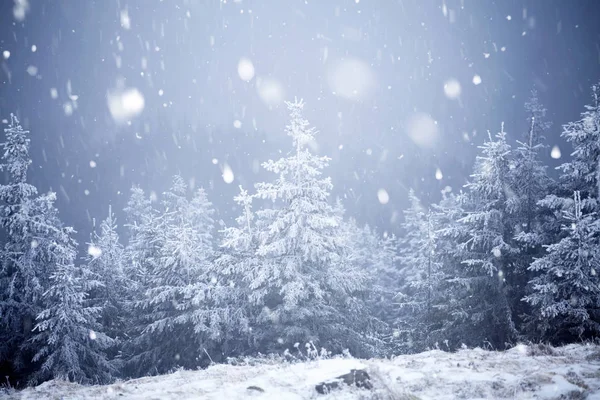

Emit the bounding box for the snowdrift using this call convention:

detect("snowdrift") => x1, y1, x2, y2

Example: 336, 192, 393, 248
7, 344, 600, 399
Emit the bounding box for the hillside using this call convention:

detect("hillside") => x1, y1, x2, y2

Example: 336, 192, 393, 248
6, 344, 600, 400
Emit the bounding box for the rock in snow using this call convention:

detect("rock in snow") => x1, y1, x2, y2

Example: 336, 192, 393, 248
315, 369, 372, 394
7, 344, 600, 399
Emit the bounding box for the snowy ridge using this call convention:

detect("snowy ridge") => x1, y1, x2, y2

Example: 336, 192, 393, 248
8, 344, 600, 400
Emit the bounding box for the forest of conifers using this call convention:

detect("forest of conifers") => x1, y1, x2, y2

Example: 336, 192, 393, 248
1, 83, 600, 387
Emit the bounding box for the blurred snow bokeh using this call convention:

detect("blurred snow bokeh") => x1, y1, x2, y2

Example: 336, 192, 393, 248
327, 58, 375, 101
377, 189, 389, 205
107, 88, 145, 123
222, 164, 235, 184
13, 0, 30, 22
256, 77, 284, 108
443, 79, 461, 99
237, 58, 255, 82
406, 113, 439, 148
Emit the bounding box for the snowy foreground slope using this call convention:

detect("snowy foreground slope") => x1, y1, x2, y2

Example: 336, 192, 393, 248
8, 344, 600, 400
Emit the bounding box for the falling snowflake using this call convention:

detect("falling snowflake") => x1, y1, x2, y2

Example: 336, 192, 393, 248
237, 58, 255, 81
222, 164, 234, 184
377, 189, 390, 205
88, 245, 102, 258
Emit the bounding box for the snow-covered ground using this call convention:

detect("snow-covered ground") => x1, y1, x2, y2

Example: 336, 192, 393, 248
7, 344, 600, 399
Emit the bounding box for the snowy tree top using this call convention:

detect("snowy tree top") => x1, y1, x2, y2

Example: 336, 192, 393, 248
1, 113, 32, 184
284, 98, 318, 148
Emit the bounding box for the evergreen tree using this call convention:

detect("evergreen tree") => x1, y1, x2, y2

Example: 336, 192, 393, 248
129, 177, 218, 375
369, 229, 400, 327
396, 190, 445, 352
86, 206, 130, 364
524, 191, 600, 341
0, 115, 74, 383
509, 90, 555, 338
213, 186, 257, 357
430, 189, 470, 349
526, 83, 600, 342
558, 83, 600, 199
252, 99, 372, 356
121, 186, 160, 376
455, 125, 518, 348
30, 224, 115, 385
338, 218, 395, 354
0, 114, 39, 378
124, 186, 159, 290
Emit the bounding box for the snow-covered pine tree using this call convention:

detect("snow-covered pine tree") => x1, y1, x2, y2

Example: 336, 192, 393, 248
121, 186, 160, 376
178, 185, 244, 363
525, 82, 600, 342
456, 124, 518, 348
429, 188, 470, 349
396, 190, 445, 352
30, 222, 115, 385
337, 217, 394, 355
252, 99, 372, 356
0, 115, 76, 383
508, 90, 556, 338
86, 206, 130, 365
370, 229, 400, 327
0, 114, 40, 379
129, 177, 218, 375
124, 186, 161, 289
524, 191, 600, 341
558, 82, 600, 199
211, 186, 256, 357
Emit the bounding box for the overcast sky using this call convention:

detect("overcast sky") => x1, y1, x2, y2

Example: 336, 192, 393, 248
1, 0, 599, 243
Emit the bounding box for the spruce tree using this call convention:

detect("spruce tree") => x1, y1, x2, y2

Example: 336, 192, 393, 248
122, 186, 160, 376
509, 90, 555, 338
129, 177, 218, 375
124, 186, 159, 289
558, 82, 600, 199
0, 115, 77, 383
213, 186, 257, 357
338, 218, 395, 354
252, 99, 372, 356
429, 189, 470, 349
456, 125, 517, 348
86, 206, 130, 366
31, 224, 115, 385
396, 190, 445, 351
0, 114, 40, 378
526, 82, 600, 342
524, 191, 600, 341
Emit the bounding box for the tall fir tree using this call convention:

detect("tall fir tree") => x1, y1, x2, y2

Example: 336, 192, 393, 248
526, 82, 600, 342
338, 218, 396, 353
214, 186, 258, 357
121, 186, 160, 376
396, 190, 445, 352
124, 186, 159, 289
558, 82, 600, 199
508, 90, 555, 337
86, 206, 130, 366
128, 177, 219, 375
369, 229, 400, 329
0, 115, 79, 384
0, 114, 39, 379
524, 191, 600, 341
430, 189, 471, 349
456, 125, 518, 348
30, 223, 115, 385
252, 99, 373, 356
